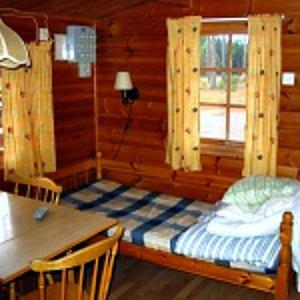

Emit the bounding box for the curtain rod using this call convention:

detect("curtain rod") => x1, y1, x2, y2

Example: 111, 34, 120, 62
201, 15, 285, 23
202, 17, 247, 23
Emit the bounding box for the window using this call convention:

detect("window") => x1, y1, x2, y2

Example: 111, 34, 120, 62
199, 31, 248, 155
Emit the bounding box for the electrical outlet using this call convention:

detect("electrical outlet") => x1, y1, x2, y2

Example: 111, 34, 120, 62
282, 72, 296, 86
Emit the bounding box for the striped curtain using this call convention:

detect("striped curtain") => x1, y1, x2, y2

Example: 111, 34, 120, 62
243, 15, 282, 177
2, 41, 56, 179
166, 16, 202, 171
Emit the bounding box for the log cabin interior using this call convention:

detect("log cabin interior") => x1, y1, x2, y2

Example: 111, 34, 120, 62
0, 0, 300, 299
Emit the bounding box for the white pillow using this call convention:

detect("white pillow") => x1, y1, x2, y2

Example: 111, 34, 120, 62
216, 191, 300, 223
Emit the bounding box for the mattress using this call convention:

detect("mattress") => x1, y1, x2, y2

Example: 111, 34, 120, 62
62, 179, 212, 252
62, 179, 279, 274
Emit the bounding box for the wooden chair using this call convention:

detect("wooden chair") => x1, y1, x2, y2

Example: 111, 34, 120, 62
10, 175, 63, 205
20, 224, 123, 300
8, 175, 63, 298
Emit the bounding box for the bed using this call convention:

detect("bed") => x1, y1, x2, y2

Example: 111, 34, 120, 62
55, 157, 294, 300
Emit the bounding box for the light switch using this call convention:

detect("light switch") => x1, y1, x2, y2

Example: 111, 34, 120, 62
282, 72, 296, 86
54, 34, 68, 61
39, 28, 49, 41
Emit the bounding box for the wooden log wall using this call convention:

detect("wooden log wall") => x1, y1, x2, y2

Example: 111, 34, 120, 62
97, 0, 300, 202
0, 14, 96, 190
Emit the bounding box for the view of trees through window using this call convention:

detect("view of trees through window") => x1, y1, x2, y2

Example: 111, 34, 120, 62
199, 34, 248, 142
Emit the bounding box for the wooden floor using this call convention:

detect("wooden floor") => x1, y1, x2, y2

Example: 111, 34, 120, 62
109, 256, 300, 300
1, 255, 300, 299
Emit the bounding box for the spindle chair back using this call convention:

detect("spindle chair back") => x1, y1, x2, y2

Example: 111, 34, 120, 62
11, 175, 62, 205
20, 224, 123, 300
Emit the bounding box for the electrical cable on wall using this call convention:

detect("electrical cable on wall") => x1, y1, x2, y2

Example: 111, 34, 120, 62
112, 103, 133, 160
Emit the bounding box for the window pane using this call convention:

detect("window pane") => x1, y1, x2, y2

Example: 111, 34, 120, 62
200, 72, 227, 104
229, 108, 246, 141
232, 34, 248, 68
201, 35, 229, 68
230, 72, 246, 105
200, 106, 226, 140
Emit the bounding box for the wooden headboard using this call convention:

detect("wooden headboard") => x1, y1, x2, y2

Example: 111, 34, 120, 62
51, 153, 101, 193
50, 151, 298, 193
277, 165, 298, 179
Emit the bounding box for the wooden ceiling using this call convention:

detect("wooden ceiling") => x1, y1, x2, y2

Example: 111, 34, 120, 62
0, 0, 192, 19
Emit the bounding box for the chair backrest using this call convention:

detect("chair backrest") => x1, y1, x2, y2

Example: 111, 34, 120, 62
10, 175, 63, 205
31, 224, 123, 300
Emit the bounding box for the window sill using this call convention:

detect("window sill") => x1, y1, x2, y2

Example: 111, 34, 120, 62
200, 139, 244, 159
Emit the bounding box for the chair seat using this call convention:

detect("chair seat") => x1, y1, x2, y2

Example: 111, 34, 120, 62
20, 282, 89, 300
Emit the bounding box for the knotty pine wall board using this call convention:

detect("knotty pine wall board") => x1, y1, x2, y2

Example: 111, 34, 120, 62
97, 0, 300, 202
1, 0, 299, 201
0, 14, 96, 190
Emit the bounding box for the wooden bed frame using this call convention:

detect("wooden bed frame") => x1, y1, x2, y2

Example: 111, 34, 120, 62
53, 156, 294, 300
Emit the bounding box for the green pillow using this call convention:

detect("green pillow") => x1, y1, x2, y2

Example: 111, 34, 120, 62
222, 175, 300, 207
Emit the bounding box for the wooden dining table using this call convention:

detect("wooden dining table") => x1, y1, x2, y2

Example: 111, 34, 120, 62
0, 191, 117, 286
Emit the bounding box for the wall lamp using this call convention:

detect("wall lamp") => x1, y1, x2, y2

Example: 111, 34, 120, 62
114, 71, 139, 105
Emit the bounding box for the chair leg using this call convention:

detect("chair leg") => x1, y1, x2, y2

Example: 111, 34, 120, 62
9, 282, 16, 300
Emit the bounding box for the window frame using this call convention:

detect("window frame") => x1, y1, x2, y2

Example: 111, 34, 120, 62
199, 22, 248, 158
0, 70, 3, 153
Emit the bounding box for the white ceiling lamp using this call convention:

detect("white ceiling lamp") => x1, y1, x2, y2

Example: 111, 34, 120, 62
0, 17, 30, 69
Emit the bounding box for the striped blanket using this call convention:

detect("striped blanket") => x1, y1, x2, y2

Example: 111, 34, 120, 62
62, 179, 212, 252
63, 179, 279, 273
174, 210, 279, 273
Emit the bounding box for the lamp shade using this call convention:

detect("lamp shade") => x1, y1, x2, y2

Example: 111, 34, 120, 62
114, 72, 133, 91
0, 18, 30, 69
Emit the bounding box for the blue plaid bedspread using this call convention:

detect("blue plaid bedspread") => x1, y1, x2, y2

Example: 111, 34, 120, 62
62, 179, 212, 252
